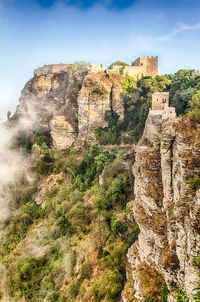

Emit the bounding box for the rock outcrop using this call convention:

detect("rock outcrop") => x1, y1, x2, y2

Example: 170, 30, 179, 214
17, 65, 124, 149
122, 117, 200, 301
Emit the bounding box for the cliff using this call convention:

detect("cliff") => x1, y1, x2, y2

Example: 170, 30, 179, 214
17, 65, 124, 149
122, 117, 200, 301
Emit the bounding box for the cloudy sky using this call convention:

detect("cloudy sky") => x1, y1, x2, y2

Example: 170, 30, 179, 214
0, 0, 200, 117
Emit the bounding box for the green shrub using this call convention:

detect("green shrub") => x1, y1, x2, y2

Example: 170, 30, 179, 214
194, 257, 200, 301
161, 282, 169, 302
9, 256, 48, 299
1, 203, 45, 255
67, 202, 91, 232
93, 269, 124, 301
56, 216, 74, 237
46, 291, 60, 301
94, 194, 111, 212
176, 288, 189, 302
11, 186, 37, 206
189, 175, 200, 191
92, 87, 105, 96
194, 283, 200, 301
97, 245, 103, 259
144, 296, 156, 302
101, 243, 126, 272
108, 61, 128, 69
110, 212, 127, 235
80, 262, 92, 280
70, 145, 115, 191
35, 148, 54, 175
67, 281, 79, 298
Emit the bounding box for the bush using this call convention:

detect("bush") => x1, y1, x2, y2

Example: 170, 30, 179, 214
108, 61, 128, 69
161, 282, 169, 302
70, 145, 115, 191
12, 186, 37, 206
194, 257, 200, 301
97, 245, 103, 259
176, 288, 189, 302
67, 281, 79, 298
67, 202, 91, 233
92, 87, 105, 96
1, 203, 45, 255
46, 291, 60, 302
56, 216, 74, 237
100, 243, 126, 272
9, 256, 48, 299
144, 297, 156, 302
80, 262, 92, 280
35, 148, 54, 175
189, 175, 200, 191
101, 160, 132, 209
93, 269, 124, 301
110, 212, 127, 235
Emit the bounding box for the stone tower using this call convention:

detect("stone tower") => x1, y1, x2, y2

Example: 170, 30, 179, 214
152, 92, 169, 110
131, 56, 159, 77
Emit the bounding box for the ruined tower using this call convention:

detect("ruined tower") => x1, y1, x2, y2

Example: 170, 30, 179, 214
131, 55, 159, 77
152, 92, 169, 110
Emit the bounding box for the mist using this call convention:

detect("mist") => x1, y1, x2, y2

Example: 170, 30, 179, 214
0, 104, 40, 222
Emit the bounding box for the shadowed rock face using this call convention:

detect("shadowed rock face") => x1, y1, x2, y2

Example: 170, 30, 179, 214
17, 67, 124, 149
122, 117, 200, 302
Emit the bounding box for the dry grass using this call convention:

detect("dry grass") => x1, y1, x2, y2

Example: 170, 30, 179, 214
136, 262, 164, 299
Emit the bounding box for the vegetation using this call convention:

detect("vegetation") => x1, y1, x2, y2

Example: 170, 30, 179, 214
1, 203, 45, 255
3, 69, 200, 302
1, 142, 138, 302
94, 69, 200, 145
161, 282, 169, 302
68, 61, 91, 73
189, 175, 200, 191
176, 288, 189, 302
194, 257, 200, 301
108, 60, 129, 69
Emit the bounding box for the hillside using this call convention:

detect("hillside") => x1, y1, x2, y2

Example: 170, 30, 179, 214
0, 63, 200, 302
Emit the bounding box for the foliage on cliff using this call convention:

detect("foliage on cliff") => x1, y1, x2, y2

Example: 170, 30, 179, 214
95, 69, 200, 145
0, 131, 138, 302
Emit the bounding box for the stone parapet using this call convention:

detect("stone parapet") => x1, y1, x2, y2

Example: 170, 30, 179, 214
34, 64, 69, 76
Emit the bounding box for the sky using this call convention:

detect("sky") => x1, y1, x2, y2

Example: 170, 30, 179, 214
0, 0, 200, 117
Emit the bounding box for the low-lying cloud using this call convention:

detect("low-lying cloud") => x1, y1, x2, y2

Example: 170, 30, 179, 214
0, 103, 40, 221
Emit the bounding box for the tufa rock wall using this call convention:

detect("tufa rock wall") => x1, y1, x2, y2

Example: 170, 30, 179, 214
17, 66, 124, 149
122, 117, 200, 301
77, 71, 124, 144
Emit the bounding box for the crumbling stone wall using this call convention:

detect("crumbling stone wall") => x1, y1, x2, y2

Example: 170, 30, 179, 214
146, 56, 159, 76
34, 64, 69, 76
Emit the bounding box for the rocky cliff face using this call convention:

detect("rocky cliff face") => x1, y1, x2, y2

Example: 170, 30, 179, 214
17, 65, 124, 149
122, 117, 200, 301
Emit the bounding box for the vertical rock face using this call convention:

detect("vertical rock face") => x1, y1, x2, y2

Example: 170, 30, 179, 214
122, 117, 200, 301
77, 72, 124, 144
17, 66, 124, 149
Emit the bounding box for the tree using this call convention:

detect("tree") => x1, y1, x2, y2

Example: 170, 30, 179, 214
108, 61, 129, 69
74, 61, 91, 70
188, 83, 200, 120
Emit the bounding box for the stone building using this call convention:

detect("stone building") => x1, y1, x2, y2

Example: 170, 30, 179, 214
90, 63, 106, 73
150, 92, 176, 120
138, 92, 176, 147
34, 64, 69, 76
110, 55, 160, 79
152, 92, 169, 110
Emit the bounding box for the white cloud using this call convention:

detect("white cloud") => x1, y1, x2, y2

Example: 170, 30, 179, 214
157, 22, 200, 41
129, 22, 200, 53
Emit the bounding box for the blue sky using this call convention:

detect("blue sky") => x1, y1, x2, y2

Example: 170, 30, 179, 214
0, 0, 200, 116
